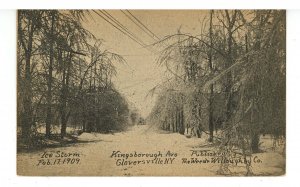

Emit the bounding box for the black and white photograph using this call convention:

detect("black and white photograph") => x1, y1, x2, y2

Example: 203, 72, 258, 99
16, 10, 286, 176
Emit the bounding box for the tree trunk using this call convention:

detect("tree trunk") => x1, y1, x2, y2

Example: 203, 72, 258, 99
171, 112, 174, 132
60, 64, 67, 137
60, 53, 72, 138
224, 10, 237, 124
208, 10, 214, 142
225, 30, 233, 123
19, 13, 35, 143
250, 98, 260, 153
175, 109, 178, 132
208, 85, 214, 142
249, 12, 264, 152
22, 52, 33, 142
251, 133, 260, 153
45, 12, 55, 138
82, 110, 86, 132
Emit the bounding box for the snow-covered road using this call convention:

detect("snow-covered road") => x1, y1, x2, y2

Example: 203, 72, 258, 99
17, 125, 285, 176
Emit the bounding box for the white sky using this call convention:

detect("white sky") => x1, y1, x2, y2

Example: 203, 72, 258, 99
83, 10, 207, 117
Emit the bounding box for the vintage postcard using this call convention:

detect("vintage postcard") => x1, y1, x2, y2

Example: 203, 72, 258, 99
17, 10, 286, 176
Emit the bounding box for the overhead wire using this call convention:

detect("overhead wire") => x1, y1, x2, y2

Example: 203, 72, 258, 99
100, 10, 149, 48
93, 10, 160, 54
121, 10, 160, 41
93, 9, 169, 83
92, 10, 146, 48
126, 10, 161, 41
93, 10, 180, 102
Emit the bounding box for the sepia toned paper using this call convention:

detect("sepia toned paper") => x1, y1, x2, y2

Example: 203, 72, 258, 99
17, 10, 286, 176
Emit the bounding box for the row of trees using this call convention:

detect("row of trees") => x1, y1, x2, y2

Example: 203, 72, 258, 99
148, 10, 285, 171
17, 10, 131, 146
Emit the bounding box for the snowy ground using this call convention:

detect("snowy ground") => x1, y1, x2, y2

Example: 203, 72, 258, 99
17, 125, 285, 176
